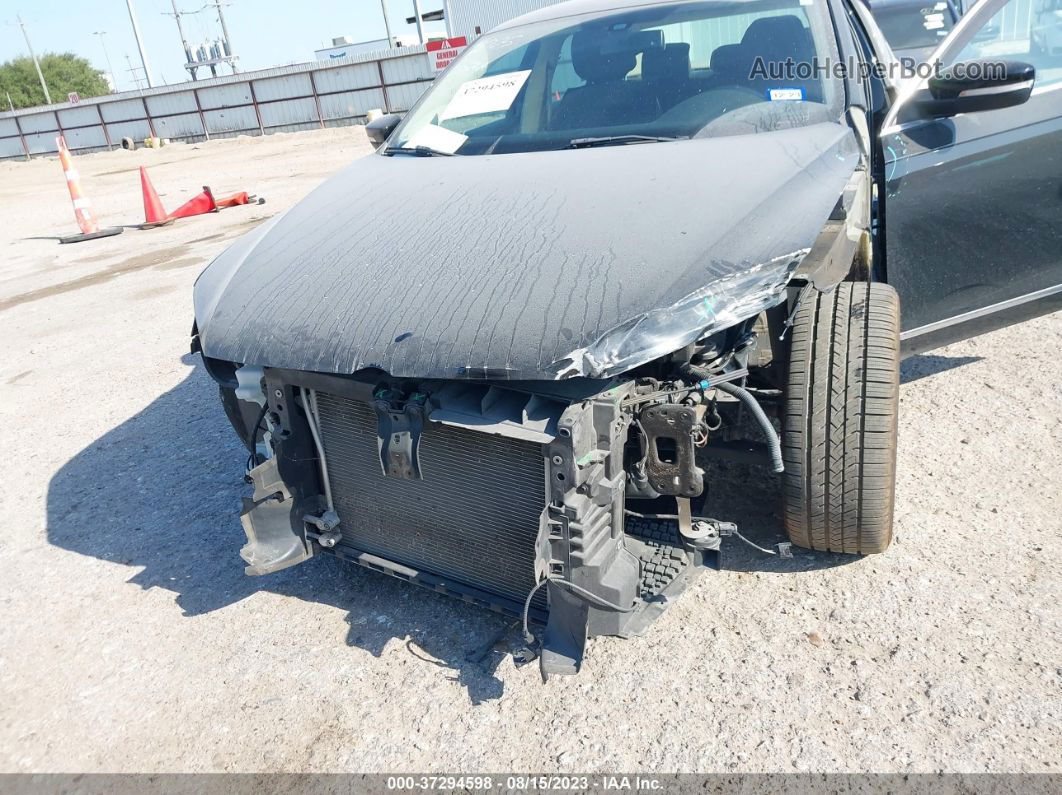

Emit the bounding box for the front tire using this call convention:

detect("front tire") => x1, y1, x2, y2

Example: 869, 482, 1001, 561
782, 282, 900, 554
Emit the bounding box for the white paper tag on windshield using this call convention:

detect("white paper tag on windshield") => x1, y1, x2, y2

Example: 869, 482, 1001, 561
439, 70, 532, 121
405, 124, 469, 154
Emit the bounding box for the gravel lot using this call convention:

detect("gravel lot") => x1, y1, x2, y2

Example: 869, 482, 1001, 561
0, 128, 1059, 774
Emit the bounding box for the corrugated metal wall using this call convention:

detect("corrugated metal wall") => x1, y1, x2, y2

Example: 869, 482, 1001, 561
0, 45, 440, 160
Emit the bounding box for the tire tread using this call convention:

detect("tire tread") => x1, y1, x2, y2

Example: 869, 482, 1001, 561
782, 282, 900, 554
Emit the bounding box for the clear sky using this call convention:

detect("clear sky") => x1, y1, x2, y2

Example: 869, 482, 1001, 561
1, 1, 447, 93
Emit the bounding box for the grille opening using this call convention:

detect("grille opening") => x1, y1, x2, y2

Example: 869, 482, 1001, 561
313, 392, 549, 612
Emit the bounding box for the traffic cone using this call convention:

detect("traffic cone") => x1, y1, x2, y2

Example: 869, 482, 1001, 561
56, 136, 123, 245
216, 191, 266, 209
168, 186, 218, 220
139, 166, 172, 229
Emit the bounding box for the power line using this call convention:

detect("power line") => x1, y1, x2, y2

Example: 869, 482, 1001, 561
210, 1, 237, 72
165, 1, 239, 80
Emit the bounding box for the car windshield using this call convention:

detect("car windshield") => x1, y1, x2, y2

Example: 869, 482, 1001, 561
387, 0, 843, 156
870, 1, 955, 51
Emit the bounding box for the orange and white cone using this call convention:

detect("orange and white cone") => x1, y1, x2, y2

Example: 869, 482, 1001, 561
56, 136, 123, 244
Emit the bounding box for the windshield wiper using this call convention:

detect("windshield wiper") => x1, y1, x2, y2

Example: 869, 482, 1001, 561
384, 145, 456, 157
568, 134, 685, 149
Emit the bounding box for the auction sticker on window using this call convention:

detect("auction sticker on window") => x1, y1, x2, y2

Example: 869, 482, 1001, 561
405, 124, 469, 154
768, 87, 805, 101
440, 70, 532, 121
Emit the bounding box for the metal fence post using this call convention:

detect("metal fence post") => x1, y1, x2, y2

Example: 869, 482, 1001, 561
309, 72, 326, 129
376, 59, 391, 114
248, 81, 266, 136
55, 110, 65, 152
192, 87, 210, 141
97, 103, 114, 150
14, 114, 30, 160
143, 97, 158, 140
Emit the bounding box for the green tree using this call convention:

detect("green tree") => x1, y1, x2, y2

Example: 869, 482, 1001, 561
0, 53, 110, 110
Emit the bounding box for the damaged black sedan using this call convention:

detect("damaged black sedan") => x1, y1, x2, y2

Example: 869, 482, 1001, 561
192, 0, 1062, 677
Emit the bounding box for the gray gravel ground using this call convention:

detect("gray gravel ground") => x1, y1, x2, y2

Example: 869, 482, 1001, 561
0, 128, 1059, 774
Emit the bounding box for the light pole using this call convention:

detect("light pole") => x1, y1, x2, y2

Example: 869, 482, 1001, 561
379, 0, 394, 47
93, 31, 117, 92
16, 14, 52, 105
124, 0, 155, 87
412, 0, 425, 44
442, 0, 454, 38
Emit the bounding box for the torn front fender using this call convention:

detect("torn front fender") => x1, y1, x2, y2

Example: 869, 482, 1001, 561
553, 249, 808, 379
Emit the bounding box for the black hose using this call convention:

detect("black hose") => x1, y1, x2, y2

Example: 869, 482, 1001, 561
681, 362, 716, 382
247, 403, 269, 455
714, 381, 785, 474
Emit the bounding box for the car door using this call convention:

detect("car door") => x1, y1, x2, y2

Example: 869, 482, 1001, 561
881, 0, 1062, 354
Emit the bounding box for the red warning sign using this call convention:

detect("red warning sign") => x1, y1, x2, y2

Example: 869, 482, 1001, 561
426, 37, 468, 73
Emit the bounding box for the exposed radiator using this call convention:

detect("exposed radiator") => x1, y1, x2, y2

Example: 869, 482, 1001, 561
313, 393, 548, 612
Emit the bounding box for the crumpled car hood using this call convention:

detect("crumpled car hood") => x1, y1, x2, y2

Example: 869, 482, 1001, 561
194, 122, 859, 380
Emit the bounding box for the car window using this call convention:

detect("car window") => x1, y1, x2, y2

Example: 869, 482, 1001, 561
950, 0, 1062, 87
871, 1, 956, 51
547, 9, 803, 105
388, 0, 844, 157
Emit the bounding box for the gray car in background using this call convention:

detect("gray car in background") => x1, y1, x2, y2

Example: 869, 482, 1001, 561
868, 0, 959, 63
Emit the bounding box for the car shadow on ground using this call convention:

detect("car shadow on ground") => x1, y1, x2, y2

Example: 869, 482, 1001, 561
901, 353, 983, 384
698, 459, 858, 575
45, 356, 519, 705
47, 353, 961, 702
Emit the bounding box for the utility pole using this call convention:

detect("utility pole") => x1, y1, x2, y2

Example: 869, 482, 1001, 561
165, 1, 195, 71
125, 54, 144, 92
379, 0, 394, 47
412, 0, 426, 44
93, 31, 117, 92
16, 14, 52, 105
210, 0, 238, 71
125, 0, 155, 87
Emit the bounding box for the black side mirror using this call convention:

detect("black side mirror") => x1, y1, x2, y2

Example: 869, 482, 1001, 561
912, 59, 1035, 119
366, 113, 403, 147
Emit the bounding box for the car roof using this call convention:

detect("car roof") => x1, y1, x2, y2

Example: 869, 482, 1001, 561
867, 0, 952, 8
493, 0, 792, 32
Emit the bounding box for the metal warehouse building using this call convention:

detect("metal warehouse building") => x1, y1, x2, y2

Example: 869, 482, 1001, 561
446, 0, 568, 36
